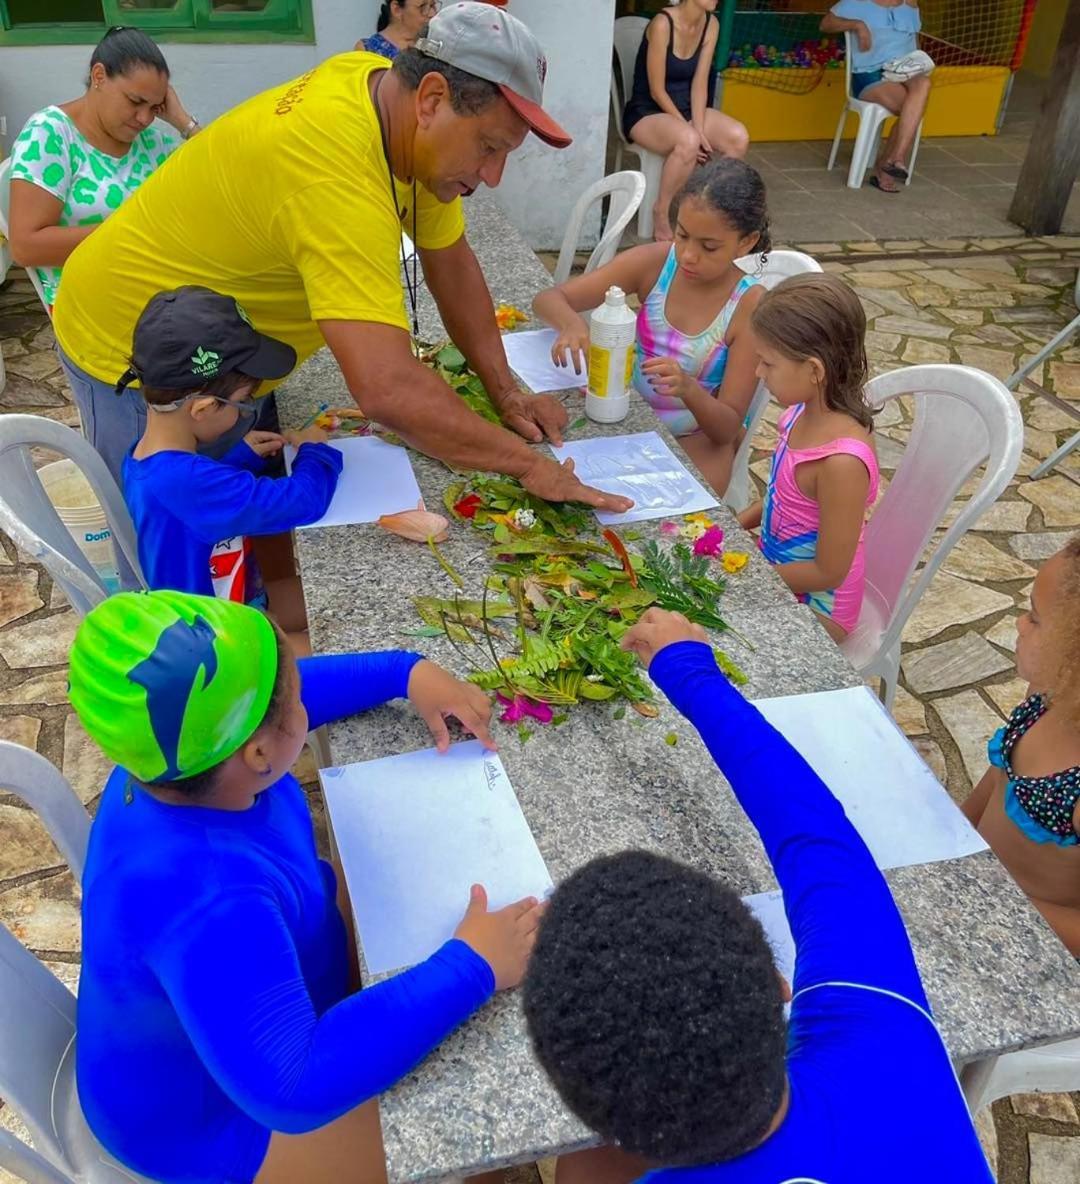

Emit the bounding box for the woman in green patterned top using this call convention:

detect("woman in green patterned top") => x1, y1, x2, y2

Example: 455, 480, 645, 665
8, 26, 200, 308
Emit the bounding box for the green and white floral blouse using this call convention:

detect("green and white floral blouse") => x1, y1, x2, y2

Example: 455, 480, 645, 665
9, 106, 178, 305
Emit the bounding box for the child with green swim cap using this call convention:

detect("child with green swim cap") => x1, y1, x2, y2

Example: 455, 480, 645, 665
118, 285, 343, 655
68, 588, 542, 1184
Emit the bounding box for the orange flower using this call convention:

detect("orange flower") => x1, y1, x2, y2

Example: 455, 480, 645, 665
377, 501, 450, 543
495, 303, 529, 330
721, 551, 749, 573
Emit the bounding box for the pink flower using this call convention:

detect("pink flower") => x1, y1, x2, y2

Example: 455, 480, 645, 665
496, 693, 554, 725
692, 525, 725, 557
659, 520, 680, 536
377, 502, 450, 543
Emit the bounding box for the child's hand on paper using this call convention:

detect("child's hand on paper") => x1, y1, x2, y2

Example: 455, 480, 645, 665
641, 357, 697, 402
284, 425, 331, 448
243, 430, 286, 458
408, 659, 496, 752
621, 608, 708, 668
454, 883, 545, 991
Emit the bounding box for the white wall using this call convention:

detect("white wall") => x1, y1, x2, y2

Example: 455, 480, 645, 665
0, 0, 611, 250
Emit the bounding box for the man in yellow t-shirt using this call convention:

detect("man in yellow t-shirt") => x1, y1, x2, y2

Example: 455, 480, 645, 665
53, 3, 631, 513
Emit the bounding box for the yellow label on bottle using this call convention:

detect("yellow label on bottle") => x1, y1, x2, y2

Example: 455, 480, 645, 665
624, 347, 635, 389
588, 344, 610, 397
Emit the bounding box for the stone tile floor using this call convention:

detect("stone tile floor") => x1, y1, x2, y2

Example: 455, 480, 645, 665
3, 230, 1080, 1182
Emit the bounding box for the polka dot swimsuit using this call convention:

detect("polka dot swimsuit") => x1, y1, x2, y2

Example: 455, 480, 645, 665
988, 693, 1080, 846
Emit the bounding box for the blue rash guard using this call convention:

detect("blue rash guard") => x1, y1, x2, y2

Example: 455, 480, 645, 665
642, 642, 993, 1184
76, 652, 495, 1184
122, 439, 342, 599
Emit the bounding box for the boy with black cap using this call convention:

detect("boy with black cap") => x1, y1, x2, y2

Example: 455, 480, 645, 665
120, 285, 342, 651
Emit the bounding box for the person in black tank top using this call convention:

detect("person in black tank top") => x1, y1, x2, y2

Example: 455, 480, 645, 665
620, 1, 748, 241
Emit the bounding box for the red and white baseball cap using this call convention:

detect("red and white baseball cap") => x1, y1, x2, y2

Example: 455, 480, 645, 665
415, 2, 572, 149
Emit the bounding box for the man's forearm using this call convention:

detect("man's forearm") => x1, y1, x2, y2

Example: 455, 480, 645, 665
421, 237, 517, 404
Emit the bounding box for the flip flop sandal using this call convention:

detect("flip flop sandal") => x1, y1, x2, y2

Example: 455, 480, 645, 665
881, 162, 910, 181
869, 175, 900, 194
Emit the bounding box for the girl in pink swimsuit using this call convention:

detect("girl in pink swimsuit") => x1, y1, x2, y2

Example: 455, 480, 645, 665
737, 274, 879, 641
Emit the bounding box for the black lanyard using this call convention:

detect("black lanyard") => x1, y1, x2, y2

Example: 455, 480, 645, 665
373, 71, 420, 340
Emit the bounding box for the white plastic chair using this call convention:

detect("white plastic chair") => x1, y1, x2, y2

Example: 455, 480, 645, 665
552, 170, 646, 287
724, 249, 823, 511
961, 1038, 1080, 1115
0, 414, 145, 617
827, 32, 924, 190
611, 16, 665, 240
0, 740, 155, 1184
840, 365, 1024, 710
0, 156, 52, 312
1006, 268, 1080, 479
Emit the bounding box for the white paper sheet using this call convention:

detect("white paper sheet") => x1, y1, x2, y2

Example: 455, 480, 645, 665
744, 890, 796, 988
400, 232, 416, 262
550, 431, 719, 525
321, 741, 554, 976
503, 328, 587, 394
284, 435, 422, 529
756, 685, 988, 871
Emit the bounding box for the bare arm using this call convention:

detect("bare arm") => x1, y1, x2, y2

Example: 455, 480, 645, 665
737, 500, 762, 531
645, 16, 686, 119
691, 16, 719, 135
7, 179, 95, 269
532, 243, 665, 373
420, 235, 566, 445
318, 319, 630, 512
775, 453, 870, 594
821, 11, 872, 52
961, 765, 1003, 826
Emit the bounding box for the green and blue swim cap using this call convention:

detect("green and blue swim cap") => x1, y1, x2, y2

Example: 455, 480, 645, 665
68, 590, 279, 782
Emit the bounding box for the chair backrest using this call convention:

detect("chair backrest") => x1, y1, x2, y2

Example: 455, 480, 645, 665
724, 250, 823, 509
0, 741, 91, 1174
0, 414, 145, 618
613, 16, 649, 102
552, 171, 647, 287
855, 365, 1023, 654
842, 30, 855, 99
0, 157, 52, 312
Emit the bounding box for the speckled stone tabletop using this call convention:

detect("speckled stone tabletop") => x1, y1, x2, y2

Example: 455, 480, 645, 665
277, 194, 1080, 1183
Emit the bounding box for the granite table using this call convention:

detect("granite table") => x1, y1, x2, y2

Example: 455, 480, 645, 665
277, 193, 1080, 1183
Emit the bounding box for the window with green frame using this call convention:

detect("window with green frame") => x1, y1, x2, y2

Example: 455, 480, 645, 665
0, 0, 314, 44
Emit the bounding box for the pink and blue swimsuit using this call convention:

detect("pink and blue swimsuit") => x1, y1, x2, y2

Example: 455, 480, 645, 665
633, 247, 758, 438
760, 403, 879, 632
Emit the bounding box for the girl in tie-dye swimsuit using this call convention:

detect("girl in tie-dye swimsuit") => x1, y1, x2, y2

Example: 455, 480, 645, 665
532, 159, 769, 498
738, 274, 878, 642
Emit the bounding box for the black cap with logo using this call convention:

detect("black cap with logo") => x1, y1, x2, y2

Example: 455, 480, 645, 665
116, 286, 297, 394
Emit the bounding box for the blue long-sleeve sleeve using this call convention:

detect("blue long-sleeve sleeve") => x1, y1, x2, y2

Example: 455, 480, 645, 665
218, 439, 270, 474
298, 651, 425, 732
148, 895, 493, 1134
181, 442, 342, 543
648, 641, 928, 1007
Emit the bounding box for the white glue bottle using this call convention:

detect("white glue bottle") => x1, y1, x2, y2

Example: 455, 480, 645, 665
586, 285, 636, 424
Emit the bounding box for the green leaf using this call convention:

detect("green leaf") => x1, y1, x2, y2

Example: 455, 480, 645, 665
569, 416, 588, 432
436, 344, 466, 369
401, 626, 445, 638
517, 724, 534, 744
551, 712, 568, 727
665, 732, 678, 746
579, 680, 617, 701
612, 706, 626, 720
493, 522, 512, 544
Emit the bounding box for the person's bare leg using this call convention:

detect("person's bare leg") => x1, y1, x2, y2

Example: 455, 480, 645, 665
630, 113, 700, 241
813, 610, 848, 645
702, 109, 749, 159
255, 1099, 388, 1184
266, 575, 311, 656
857, 81, 906, 191
251, 531, 297, 583
555, 1145, 650, 1184
680, 430, 737, 500
884, 75, 931, 170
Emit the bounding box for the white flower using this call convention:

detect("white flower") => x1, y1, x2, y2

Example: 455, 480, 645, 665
512, 507, 537, 530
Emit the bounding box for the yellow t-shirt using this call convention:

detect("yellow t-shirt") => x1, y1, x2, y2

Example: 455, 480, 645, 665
53, 53, 464, 384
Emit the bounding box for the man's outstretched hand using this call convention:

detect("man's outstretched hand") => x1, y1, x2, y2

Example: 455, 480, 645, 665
520, 454, 634, 514
497, 388, 568, 447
